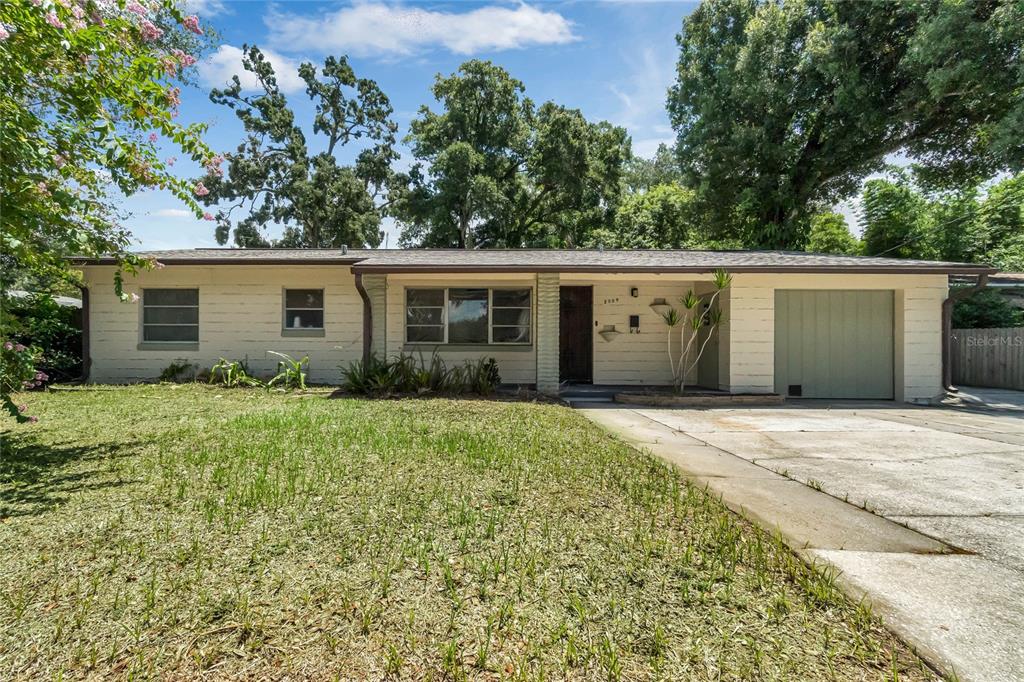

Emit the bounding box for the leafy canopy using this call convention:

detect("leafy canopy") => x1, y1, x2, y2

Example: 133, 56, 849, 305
0, 0, 215, 421
394, 60, 630, 249
668, 0, 1024, 249
805, 212, 860, 255
198, 45, 398, 248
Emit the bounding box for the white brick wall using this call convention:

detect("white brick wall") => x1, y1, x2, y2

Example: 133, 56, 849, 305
535, 273, 560, 394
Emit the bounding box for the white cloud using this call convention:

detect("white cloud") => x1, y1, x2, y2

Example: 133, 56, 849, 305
183, 0, 229, 17
152, 208, 193, 218
266, 2, 577, 57
199, 45, 307, 95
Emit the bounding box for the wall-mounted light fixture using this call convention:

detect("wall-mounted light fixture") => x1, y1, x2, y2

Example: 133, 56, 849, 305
630, 287, 639, 298
629, 315, 640, 333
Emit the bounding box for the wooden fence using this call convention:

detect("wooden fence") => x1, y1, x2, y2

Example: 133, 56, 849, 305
951, 328, 1024, 390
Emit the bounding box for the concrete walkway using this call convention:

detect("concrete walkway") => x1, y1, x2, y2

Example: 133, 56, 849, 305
579, 403, 1024, 682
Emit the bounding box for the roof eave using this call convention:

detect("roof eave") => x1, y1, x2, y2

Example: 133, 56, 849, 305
350, 264, 998, 276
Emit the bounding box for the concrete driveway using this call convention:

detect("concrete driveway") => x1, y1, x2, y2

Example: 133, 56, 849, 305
580, 400, 1024, 682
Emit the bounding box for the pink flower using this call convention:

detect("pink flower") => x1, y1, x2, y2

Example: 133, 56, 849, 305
126, 0, 147, 16
14, 343, 26, 352
17, 404, 26, 413
205, 154, 225, 178
148, 132, 158, 142
0, 25, 10, 41
130, 292, 140, 303
193, 181, 209, 197
54, 154, 66, 168
166, 86, 180, 108
35, 372, 48, 381
171, 49, 197, 68
182, 14, 202, 35
29, 416, 39, 423
45, 12, 65, 29
160, 56, 177, 76
37, 181, 50, 196
3, 342, 12, 350
203, 212, 214, 221
139, 19, 162, 41
71, 5, 84, 19
165, 156, 176, 166
153, 260, 166, 270
30, 0, 42, 6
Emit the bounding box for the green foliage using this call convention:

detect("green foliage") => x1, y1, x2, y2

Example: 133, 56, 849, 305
341, 353, 501, 396
0, 0, 214, 287
1, 0, 216, 417
861, 178, 935, 259
394, 60, 630, 248
860, 173, 1024, 265
1, 341, 42, 423
209, 358, 263, 388
806, 213, 860, 255
159, 360, 198, 383
668, 0, 1024, 248
267, 351, 308, 390
952, 289, 1024, 329
594, 184, 697, 249
623, 143, 682, 194
1, 293, 81, 382
200, 45, 397, 248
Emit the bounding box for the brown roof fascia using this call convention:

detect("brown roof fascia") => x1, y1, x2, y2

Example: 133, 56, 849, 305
350, 264, 998, 276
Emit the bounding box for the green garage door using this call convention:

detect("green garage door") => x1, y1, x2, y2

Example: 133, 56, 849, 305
775, 290, 894, 399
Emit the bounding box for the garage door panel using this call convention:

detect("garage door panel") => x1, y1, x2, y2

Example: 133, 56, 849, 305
775, 290, 894, 399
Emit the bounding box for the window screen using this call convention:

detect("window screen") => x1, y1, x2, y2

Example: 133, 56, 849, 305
142, 289, 199, 342
284, 289, 324, 329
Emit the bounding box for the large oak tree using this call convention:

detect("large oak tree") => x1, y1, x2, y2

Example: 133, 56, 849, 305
668, 0, 1023, 249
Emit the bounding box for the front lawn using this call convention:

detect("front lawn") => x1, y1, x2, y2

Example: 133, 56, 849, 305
1, 386, 933, 680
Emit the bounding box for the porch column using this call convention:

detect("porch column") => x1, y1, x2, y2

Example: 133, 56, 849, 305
536, 272, 560, 395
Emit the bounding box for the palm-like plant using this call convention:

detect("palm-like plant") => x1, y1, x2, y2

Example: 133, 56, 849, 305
660, 269, 732, 393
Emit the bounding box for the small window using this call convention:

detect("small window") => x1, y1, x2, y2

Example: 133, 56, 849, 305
143, 289, 199, 342
284, 289, 324, 329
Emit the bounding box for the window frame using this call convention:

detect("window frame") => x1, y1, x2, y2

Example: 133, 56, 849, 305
404, 286, 533, 346
139, 287, 200, 347
282, 288, 326, 337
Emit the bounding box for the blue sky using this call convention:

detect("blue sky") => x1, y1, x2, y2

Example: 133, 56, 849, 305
128, 0, 699, 250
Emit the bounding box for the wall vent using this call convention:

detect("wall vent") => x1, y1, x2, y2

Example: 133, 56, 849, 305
788, 384, 803, 397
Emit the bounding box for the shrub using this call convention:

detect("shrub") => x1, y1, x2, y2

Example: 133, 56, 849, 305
1, 293, 82, 383
159, 360, 198, 383
209, 358, 263, 388
268, 352, 308, 390
1, 341, 44, 422
340, 353, 501, 396
952, 288, 1024, 329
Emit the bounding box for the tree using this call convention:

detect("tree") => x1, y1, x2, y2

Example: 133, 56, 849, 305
952, 289, 1024, 329
806, 212, 860, 255
198, 46, 398, 248
860, 179, 935, 259
623, 143, 682, 194
668, 0, 1024, 249
587, 184, 726, 249
394, 60, 630, 249
1, 0, 214, 420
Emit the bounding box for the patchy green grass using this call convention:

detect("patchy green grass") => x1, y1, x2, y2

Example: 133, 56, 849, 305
1, 386, 933, 680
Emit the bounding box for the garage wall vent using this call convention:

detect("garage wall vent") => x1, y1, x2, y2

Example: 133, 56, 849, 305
788, 384, 803, 397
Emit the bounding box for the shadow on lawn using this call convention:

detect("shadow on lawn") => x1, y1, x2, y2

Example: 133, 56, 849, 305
0, 434, 146, 519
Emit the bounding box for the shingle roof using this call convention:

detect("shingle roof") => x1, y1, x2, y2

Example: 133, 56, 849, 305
76, 248, 995, 275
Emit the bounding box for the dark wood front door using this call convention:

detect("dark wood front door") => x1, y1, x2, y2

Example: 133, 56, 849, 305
559, 286, 593, 384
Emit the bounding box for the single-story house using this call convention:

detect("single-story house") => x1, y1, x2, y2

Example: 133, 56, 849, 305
75, 248, 994, 402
